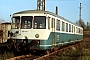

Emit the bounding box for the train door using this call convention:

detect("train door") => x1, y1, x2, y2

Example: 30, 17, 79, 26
51, 18, 55, 46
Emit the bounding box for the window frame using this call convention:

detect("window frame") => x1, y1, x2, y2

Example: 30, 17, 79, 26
62, 21, 65, 31
11, 16, 20, 29
56, 19, 60, 31
72, 25, 73, 33
33, 16, 46, 29
69, 24, 71, 32
21, 16, 33, 29
66, 23, 68, 32
48, 17, 50, 29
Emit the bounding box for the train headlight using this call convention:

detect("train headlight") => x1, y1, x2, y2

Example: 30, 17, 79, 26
16, 31, 19, 34
35, 34, 39, 38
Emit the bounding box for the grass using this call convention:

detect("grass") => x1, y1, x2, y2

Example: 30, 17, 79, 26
51, 38, 90, 60
83, 31, 90, 38
0, 52, 14, 60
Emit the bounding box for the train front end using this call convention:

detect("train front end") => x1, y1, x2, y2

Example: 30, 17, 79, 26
8, 10, 51, 51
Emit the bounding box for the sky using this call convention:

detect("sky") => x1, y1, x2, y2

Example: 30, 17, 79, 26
0, 0, 90, 23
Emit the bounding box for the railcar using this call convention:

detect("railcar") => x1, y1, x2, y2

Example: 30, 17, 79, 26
8, 10, 83, 52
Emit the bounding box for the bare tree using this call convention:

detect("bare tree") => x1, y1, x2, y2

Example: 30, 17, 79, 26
87, 22, 90, 30
0, 18, 5, 24
75, 19, 85, 30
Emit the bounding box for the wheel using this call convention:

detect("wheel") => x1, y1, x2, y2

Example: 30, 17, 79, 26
7, 39, 13, 43
7, 44, 12, 49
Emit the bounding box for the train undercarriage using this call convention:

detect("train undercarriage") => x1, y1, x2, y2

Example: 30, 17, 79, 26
7, 39, 39, 50
6, 39, 61, 55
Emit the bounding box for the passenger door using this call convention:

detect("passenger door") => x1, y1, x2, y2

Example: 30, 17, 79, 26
51, 18, 55, 46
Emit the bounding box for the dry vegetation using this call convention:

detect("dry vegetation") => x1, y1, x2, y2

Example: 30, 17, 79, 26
0, 52, 14, 60
34, 38, 90, 60
45, 38, 90, 60
83, 31, 90, 38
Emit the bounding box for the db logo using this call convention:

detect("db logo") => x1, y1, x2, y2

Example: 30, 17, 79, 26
35, 34, 39, 38
57, 35, 60, 38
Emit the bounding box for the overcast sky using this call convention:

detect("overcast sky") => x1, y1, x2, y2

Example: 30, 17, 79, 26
0, 0, 90, 23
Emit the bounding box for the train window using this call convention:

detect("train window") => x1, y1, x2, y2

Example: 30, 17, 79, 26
51, 18, 53, 28
69, 24, 71, 32
76, 27, 79, 33
21, 16, 33, 29
80, 29, 81, 34
51, 18, 55, 28
81, 29, 83, 34
56, 19, 60, 31
12, 16, 20, 29
72, 25, 73, 33
62, 21, 65, 31
66, 23, 68, 32
74, 26, 75, 33
48, 17, 50, 29
76, 27, 77, 33
77, 28, 78, 33
79, 28, 80, 33
34, 16, 46, 29
54, 19, 55, 28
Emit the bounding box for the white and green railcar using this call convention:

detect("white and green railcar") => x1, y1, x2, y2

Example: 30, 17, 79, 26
9, 10, 83, 50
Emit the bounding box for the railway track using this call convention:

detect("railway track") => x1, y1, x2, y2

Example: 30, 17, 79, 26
6, 54, 40, 60
4, 38, 90, 60
6, 40, 83, 60
1, 37, 89, 60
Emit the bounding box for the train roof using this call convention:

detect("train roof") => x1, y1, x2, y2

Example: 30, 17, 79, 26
0, 22, 11, 25
13, 10, 82, 28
